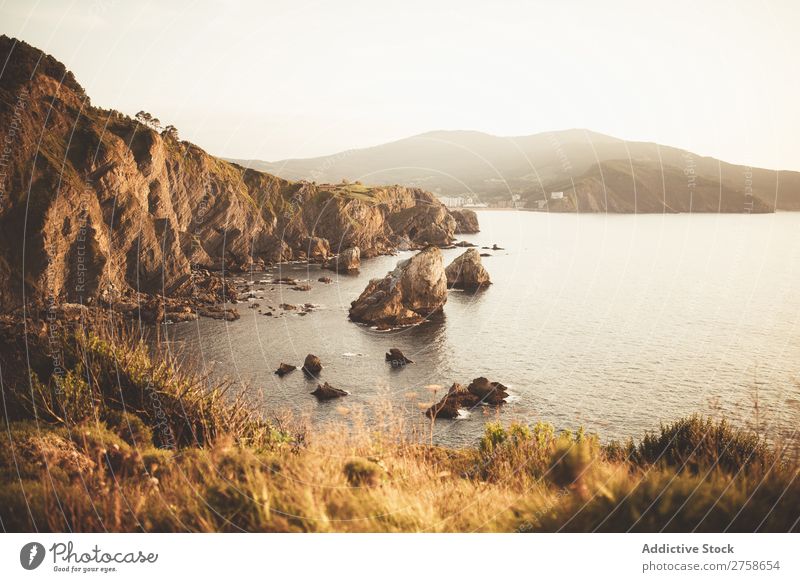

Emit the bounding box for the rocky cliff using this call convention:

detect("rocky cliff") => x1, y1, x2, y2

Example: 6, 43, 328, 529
0, 36, 464, 312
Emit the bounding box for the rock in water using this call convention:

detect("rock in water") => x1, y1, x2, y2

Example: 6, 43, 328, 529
445, 248, 491, 289
385, 348, 413, 367
311, 382, 348, 400
324, 246, 361, 273
425, 378, 509, 418
467, 377, 509, 405
449, 209, 480, 234
349, 247, 447, 328
302, 354, 323, 376
425, 383, 478, 418
274, 363, 296, 377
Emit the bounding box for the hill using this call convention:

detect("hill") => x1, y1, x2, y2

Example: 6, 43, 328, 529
236, 129, 800, 212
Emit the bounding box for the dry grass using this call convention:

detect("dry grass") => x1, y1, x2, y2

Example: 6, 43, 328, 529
0, 318, 798, 532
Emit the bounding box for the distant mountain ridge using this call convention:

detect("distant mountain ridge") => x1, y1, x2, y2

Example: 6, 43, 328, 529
234, 130, 800, 212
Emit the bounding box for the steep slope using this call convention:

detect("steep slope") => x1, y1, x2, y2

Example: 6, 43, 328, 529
237, 130, 800, 211
0, 36, 459, 312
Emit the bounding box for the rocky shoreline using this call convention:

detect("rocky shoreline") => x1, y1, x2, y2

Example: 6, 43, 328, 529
0, 35, 477, 317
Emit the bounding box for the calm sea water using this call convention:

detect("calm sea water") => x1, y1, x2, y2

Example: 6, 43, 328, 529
165, 211, 800, 447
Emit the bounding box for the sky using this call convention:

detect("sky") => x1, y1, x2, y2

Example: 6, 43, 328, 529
2, 0, 800, 169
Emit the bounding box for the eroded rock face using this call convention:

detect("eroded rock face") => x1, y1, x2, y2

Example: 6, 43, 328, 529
349, 247, 447, 328
445, 248, 491, 289
0, 36, 462, 313
449, 209, 480, 234
388, 204, 456, 247
324, 246, 360, 273
304, 237, 331, 261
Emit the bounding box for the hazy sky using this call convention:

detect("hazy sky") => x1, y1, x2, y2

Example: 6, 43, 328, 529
3, 0, 799, 169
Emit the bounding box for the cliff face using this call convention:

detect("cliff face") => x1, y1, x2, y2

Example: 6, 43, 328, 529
0, 36, 459, 312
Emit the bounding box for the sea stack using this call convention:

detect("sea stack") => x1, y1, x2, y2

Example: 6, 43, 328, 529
449, 209, 480, 234
324, 246, 361, 273
445, 248, 491, 289
302, 354, 323, 376
349, 247, 447, 328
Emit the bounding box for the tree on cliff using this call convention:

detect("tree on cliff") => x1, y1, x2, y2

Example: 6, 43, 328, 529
135, 110, 162, 131
162, 125, 179, 140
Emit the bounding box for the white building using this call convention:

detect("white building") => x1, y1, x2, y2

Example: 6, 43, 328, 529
550, 191, 564, 200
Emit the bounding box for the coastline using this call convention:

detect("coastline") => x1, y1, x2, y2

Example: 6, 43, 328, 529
0, 313, 796, 533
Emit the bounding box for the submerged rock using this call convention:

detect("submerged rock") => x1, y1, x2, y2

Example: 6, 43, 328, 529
318, 276, 333, 284
445, 248, 491, 289
303, 354, 323, 376
385, 348, 413, 367
274, 363, 297, 377
449, 209, 480, 234
197, 306, 240, 321
311, 382, 348, 400
349, 247, 447, 328
324, 246, 361, 273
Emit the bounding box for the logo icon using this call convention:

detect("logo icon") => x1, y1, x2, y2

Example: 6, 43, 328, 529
20, 542, 46, 570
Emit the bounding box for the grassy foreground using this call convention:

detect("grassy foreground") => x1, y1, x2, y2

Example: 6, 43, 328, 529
0, 318, 797, 532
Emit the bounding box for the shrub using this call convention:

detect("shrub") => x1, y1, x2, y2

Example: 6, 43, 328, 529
630, 416, 774, 475
17, 322, 285, 450
548, 438, 596, 489
343, 458, 385, 487
538, 465, 800, 532
105, 409, 154, 447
